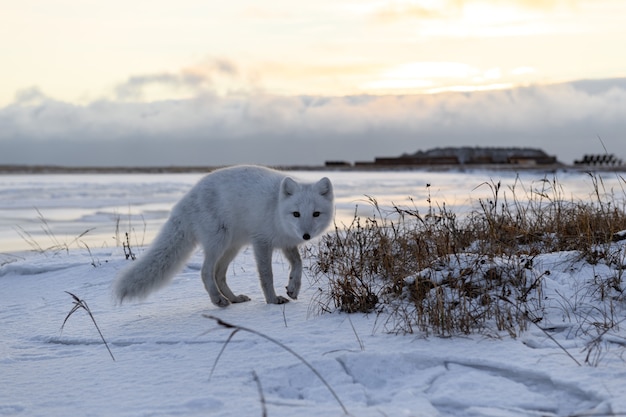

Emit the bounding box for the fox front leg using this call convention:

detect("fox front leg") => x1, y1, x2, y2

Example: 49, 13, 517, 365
253, 241, 290, 304
282, 246, 302, 300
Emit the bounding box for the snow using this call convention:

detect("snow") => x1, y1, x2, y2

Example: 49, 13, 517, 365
2, 169, 626, 417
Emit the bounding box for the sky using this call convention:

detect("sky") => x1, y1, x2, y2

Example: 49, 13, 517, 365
1, 0, 625, 167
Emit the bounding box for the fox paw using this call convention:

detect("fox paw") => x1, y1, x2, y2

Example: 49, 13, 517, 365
232, 294, 251, 303
271, 295, 290, 305
212, 296, 231, 308
286, 276, 301, 300
286, 287, 298, 300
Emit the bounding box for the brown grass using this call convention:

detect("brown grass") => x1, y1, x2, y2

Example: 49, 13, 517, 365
310, 173, 626, 338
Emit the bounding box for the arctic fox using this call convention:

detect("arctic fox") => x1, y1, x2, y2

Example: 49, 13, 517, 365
113, 165, 334, 307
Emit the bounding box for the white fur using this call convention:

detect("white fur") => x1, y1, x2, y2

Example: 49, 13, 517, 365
113, 165, 334, 307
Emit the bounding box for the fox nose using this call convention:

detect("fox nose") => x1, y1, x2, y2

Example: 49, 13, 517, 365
303, 233, 311, 240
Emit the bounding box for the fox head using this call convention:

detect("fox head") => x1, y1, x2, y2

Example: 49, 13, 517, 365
279, 176, 334, 243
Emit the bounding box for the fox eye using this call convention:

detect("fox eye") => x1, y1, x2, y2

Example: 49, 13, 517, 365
293, 211, 301, 218
313, 211, 321, 217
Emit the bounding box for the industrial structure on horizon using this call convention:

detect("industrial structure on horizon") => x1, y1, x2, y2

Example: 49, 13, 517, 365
326, 147, 561, 168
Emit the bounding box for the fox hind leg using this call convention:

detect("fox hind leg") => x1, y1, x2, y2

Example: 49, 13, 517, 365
215, 247, 250, 303
200, 235, 234, 307
201, 254, 231, 307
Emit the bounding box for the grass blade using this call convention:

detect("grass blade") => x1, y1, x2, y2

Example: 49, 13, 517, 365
204, 314, 349, 415
62, 291, 115, 361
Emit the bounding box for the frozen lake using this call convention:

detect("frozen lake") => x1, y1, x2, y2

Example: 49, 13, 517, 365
1, 168, 624, 253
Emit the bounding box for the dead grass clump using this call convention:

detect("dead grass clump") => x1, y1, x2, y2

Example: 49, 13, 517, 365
310, 173, 626, 338
15, 208, 94, 255
469, 175, 626, 257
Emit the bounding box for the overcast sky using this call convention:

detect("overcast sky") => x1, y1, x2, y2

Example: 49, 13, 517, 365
1, 0, 625, 166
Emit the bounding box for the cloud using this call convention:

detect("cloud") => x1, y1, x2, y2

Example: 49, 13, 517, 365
370, 0, 580, 23
372, 2, 450, 23
502, 0, 579, 9
113, 58, 241, 101
13, 87, 49, 106
1, 78, 625, 167
114, 73, 200, 100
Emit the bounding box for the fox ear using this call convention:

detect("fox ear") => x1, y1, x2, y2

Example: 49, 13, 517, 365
315, 177, 333, 199
281, 177, 300, 196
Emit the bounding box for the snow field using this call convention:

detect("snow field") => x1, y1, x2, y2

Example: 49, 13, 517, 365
2, 169, 626, 416
1, 244, 626, 416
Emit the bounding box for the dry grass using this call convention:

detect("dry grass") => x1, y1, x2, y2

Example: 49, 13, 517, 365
62, 291, 115, 361
310, 173, 626, 338
15, 208, 95, 255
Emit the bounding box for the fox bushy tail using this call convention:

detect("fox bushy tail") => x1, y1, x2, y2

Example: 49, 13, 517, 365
113, 218, 197, 303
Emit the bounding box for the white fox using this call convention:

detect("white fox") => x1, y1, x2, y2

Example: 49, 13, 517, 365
113, 165, 334, 307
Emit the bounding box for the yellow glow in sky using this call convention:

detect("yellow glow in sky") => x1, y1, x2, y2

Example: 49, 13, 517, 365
0, 0, 625, 106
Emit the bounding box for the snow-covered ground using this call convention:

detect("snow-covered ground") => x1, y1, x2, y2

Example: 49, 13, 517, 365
2, 169, 626, 416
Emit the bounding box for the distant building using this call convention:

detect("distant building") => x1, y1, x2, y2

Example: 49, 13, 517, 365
349, 147, 560, 167
574, 154, 623, 167
324, 160, 352, 168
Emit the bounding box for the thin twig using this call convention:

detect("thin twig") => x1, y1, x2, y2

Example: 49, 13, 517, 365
499, 296, 581, 366
281, 304, 288, 328
252, 371, 268, 417
347, 316, 364, 351
62, 291, 115, 361
208, 328, 239, 381
204, 315, 349, 415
